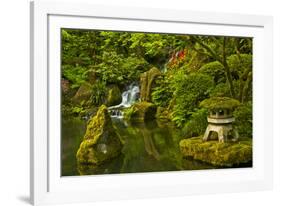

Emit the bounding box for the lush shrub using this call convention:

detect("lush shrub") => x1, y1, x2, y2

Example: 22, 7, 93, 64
95, 52, 149, 85
233, 102, 252, 138
228, 55, 253, 102
210, 83, 231, 97
90, 81, 107, 106
171, 72, 214, 127
199, 61, 225, 84
62, 65, 88, 89
151, 76, 173, 107
182, 108, 208, 138
210, 80, 241, 98
227, 54, 252, 75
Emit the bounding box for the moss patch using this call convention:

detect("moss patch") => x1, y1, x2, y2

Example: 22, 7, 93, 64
76, 105, 122, 165
179, 136, 252, 167
200, 97, 241, 110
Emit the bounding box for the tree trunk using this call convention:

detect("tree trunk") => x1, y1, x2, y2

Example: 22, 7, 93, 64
222, 37, 236, 98
241, 72, 252, 103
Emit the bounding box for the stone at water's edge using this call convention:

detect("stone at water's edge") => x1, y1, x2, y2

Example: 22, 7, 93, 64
76, 105, 122, 165
105, 85, 122, 107
124, 102, 157, 122
140, 67, 162, 102
179, 136, 252, 167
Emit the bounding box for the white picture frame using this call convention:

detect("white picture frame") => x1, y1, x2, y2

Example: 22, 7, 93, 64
30, 0, 273, 205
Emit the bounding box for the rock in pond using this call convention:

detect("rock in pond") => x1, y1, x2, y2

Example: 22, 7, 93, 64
124, 102, 157, 122
76, 105, 122, 165
179, 136, 252, 167
105, 85, 122, 107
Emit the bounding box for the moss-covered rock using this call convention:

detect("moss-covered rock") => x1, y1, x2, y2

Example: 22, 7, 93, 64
140, 67, 162, 102
72, 82, 92, 104
105, 85, 122, 106
124, 102, 157, 122
179, 136, 252, 167
76, 105, 122, 165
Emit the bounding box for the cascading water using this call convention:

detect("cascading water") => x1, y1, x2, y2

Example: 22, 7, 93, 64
109, 83, 140, 118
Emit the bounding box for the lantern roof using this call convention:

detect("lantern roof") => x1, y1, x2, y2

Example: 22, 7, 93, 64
200, 97, 240, 110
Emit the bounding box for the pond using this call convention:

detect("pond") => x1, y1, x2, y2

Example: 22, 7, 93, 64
61, 117, 217, 176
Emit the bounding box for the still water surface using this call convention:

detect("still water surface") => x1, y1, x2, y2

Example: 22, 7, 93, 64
61, 117, 216, 176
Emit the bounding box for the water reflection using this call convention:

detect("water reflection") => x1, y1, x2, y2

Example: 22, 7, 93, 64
62, 117, 216, 176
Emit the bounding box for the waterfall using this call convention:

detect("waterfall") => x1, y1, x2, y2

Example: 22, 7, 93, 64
109, 83, 140, 118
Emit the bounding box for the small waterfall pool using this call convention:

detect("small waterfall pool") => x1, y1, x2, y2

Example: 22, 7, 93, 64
108, 83, 140, 118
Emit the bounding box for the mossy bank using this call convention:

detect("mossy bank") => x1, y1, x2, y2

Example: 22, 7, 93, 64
179, 136, 252, 167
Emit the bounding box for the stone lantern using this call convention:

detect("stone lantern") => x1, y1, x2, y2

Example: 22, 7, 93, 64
200, 97, 240, 143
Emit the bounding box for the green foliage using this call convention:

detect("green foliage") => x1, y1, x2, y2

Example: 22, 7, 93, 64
199, 61, 225, 84
62, 65, 88, 89
233, 102, 252, 138
71, 106, 85, 114
210, 80, 241, 98
95, 52, 149, 85
227, 54, 252, 102
182, 109, 208, 138
227, 54, 252, 75
90, 81, 106, 106
151, 77, 173, 107
171, 72, 214, 127
210, 83, 231, 97
61, 104, 86, 117
129, 33, 173, 57
99, 31, 177, 69
62, 29, 102, 66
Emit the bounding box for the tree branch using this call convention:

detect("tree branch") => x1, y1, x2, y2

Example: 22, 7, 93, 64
190, 36, 219, 60
242, 72, 252, 103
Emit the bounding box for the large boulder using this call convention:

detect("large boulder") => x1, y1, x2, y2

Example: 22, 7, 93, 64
105, 85, 122, 106
140, 67, 162, 102
72, 82, 92, 104
76, 105, 122, 165
124, 102, 157, 122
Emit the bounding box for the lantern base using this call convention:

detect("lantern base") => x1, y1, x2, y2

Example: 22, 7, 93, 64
203, 123, 239, 143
